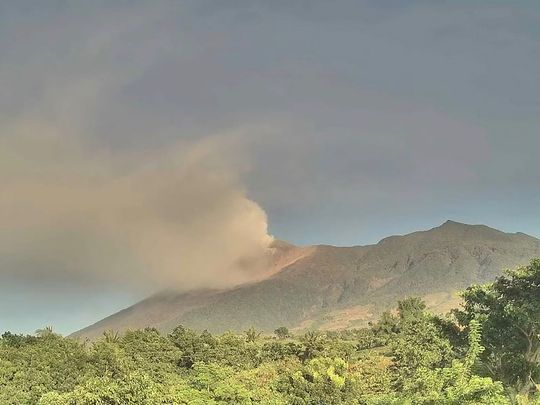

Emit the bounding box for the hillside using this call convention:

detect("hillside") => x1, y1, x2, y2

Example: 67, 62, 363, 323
73, 221, 540, 338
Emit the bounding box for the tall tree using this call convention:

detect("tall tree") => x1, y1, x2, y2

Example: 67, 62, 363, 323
274, 327, 290, 340
244, 327, 261, 343
455, 259, 540, 397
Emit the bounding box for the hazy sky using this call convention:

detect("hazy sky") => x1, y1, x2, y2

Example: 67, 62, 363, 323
1, 1, 540, 334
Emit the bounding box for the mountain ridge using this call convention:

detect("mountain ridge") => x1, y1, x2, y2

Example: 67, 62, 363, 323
72, 221, 540, 339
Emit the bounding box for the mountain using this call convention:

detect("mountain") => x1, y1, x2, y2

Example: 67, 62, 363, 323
73, 221, 540, 339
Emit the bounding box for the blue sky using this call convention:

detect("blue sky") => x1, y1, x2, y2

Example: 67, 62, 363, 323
1, 1, 540, 334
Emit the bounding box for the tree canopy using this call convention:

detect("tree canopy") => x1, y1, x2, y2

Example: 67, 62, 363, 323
1, 260, 540, 404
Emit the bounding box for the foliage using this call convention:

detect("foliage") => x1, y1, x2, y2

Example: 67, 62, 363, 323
244, 327, 262, 343
389, 309, 454, 382
274, 326, 290, 339
2, 260, 540, 404
398, 320, 508, 404
455, 259, 540, 397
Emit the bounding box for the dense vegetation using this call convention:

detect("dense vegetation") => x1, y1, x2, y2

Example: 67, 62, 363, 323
1, 260, 539, 404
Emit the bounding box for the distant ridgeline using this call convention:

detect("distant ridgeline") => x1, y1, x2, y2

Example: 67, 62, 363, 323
73, 221, 540, 339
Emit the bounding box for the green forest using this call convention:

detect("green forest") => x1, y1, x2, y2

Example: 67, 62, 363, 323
1, 260, 539, 405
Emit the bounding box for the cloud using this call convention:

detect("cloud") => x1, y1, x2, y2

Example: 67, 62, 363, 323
0, 123, 273, 292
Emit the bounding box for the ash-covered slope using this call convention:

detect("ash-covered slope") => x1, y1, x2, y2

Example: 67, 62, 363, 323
73, 221, 540, 338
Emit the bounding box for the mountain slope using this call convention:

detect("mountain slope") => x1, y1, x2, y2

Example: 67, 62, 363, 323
73, 221, 540, 338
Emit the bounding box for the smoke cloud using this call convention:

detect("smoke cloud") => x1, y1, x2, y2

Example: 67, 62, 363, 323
0, 122, 274, 293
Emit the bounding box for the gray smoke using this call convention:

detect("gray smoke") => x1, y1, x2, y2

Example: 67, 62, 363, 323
0, 124, 273, 292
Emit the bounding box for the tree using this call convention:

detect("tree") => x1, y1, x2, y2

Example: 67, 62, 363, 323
35, 326, 54, 337
455, 259, 540, 397
245, 326, 262, 343
300, 331, 326, 361
274, 326, 290, 339
169, 325, 216, 367
390, 312, 454, 383
278, 357, 362, 404
261, 340, 301, 362
1, 331, 36, 348
103, 330, 121, 343
4, 289, 535, 404
0, 331, 89, 404
400, 320, 509, 404
372, 310, 399, 338
119, 328, 182, 378
39, 371, 213, 405
397, 297, 426, 323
